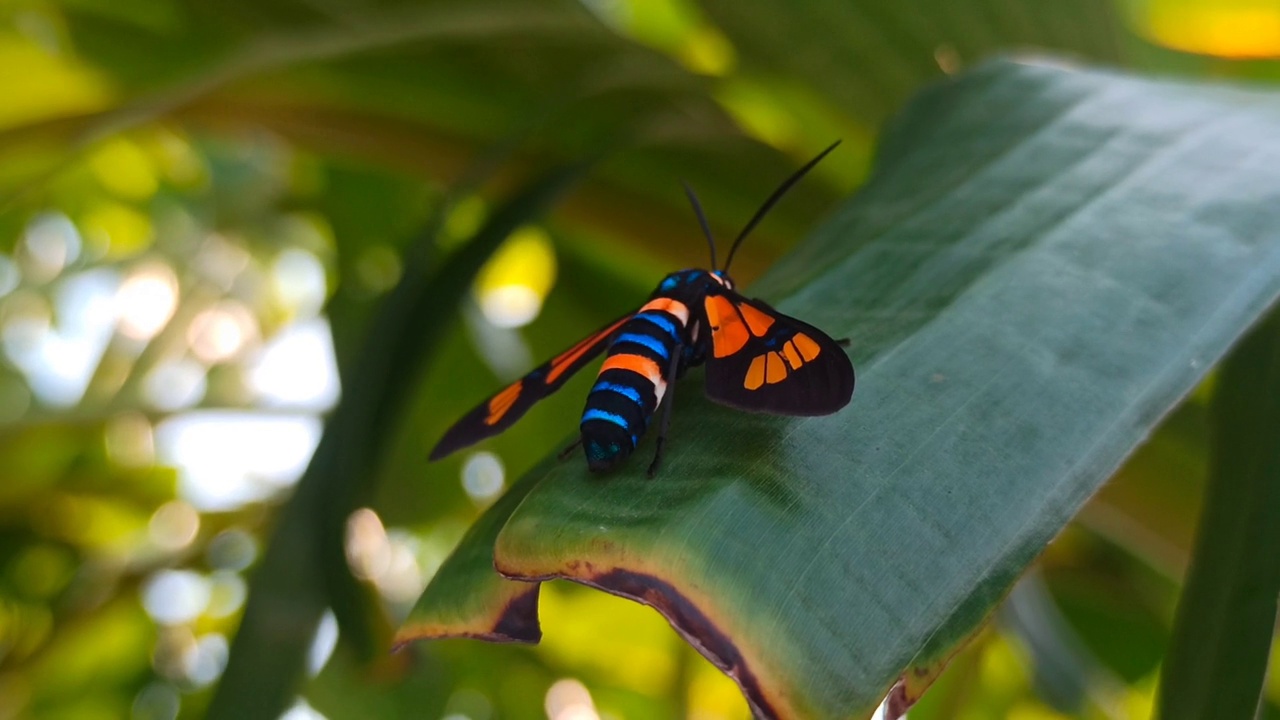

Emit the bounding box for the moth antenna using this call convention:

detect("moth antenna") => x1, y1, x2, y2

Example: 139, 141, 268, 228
682, 181, 717, 270
722, 140, 841, 274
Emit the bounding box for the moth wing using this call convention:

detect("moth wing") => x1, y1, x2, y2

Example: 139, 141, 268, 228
429, 313, 634, 460
700, 289, 853, 415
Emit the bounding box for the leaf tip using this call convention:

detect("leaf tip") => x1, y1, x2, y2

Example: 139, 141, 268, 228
393, 585, 543, 647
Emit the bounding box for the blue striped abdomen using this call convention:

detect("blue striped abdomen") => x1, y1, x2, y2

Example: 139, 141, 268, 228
580, 298, 690, 471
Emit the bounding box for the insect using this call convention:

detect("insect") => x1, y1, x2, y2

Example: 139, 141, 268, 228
430, 141, 854, 475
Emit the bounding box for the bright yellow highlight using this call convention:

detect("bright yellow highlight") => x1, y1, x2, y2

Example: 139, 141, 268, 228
475, 226, 556, 329
716, 79, 801, 149
678, 25, 736, 76
1123, 675, 1158, 719
0, 37, 113, 130
89, 138, 159, 200
687, 652, 751, 719
538, 582, 677, 695
82, 203, 154, 258
979, 634, 1031, 694
1141, 1, 1280, 58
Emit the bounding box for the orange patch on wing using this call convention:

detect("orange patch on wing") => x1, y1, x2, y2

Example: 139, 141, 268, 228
782, 340, 803, 369
546, 317, 630, 384
744, 355, 766, 390
705, 295, 749, 358
485, 381, 523, 425
601, 353, 663, 384
738, 303, 775, 336
793, 333, 821, 361
765, 352, 788, 384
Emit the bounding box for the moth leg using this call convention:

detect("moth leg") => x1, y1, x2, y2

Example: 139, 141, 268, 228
835, 337, 851, 347
647, 334, 686, 478
557, 437, 583, 462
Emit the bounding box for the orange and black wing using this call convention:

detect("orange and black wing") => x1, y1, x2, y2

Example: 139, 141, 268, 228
700, 288, 853, 415
429, 313, 634, 460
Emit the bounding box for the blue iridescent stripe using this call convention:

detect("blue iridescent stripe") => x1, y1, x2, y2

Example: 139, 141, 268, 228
591, 381, 644, 406
635, 312, 679, 341
614, 332, 669, 359
582, 408, 631, 432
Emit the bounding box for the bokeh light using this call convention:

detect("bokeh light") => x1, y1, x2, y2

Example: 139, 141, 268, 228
192, 234, 250, 291
131, 682, 181, 720
155, 412, 322, 510
148, 500, 200, 552
116, 262, 178, 341
281, 698, 328, 720
544, 678, 599, 720
345, 508, 391, 582
308, 611, 338, 677
475, 227, 557, 329
205, 571, 247, 620
344, 509, 427, 603
0, 254, 20, 296
461, 451, 505, 504
205, 528, 259, 572
183, 633, 229, 687
144, 358, 207, 411
105, 412, 156, 467
271, 247, 328, 319
187, 301, 258, 364
20, 212, 81, 281
2, 270, 117, 407
248, 319, 340, 409
141, 570, 211, 626
378, 530, 426, 603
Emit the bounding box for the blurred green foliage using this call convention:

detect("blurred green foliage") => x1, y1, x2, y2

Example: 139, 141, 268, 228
0, 0, 1277, 719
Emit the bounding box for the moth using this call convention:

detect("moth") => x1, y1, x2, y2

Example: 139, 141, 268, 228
431, 142, 854, 475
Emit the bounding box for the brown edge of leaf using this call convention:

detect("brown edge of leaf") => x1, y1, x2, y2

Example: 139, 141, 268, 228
391, 585, 543, 651
887, 600, 1003, 717
502, 562, 784, 719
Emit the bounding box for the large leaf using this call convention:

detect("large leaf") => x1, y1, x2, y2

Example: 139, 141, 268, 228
398, 58, 1280, 718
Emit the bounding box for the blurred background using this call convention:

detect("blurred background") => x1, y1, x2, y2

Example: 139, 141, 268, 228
0, 0, 1277, 718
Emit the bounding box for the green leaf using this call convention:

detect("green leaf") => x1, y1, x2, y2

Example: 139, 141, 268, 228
1156, 308, 1280, 720
406, 58, 1280, 719
395, 458, 548, 645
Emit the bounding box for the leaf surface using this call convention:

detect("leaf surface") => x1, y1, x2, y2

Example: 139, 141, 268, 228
401, 59, 1280, 718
